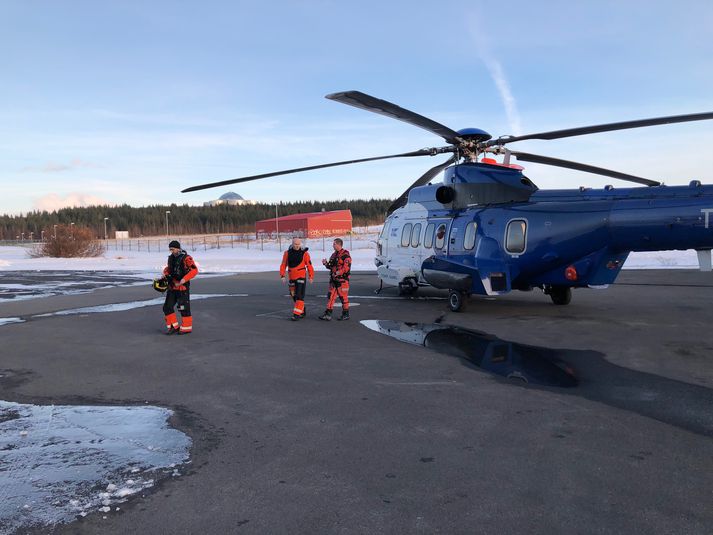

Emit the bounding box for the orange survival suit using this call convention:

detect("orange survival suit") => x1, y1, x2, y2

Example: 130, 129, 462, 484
163, 249, 199, 333
280, 246, 314, 319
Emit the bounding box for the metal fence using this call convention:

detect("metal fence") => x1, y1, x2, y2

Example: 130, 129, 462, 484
102, 231, 378, 253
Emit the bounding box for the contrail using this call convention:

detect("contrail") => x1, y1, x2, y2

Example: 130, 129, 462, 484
468, 16, 523, 135
481, 56, 523, 136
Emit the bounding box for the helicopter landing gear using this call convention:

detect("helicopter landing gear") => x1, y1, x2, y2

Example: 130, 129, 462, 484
545, 285, 572, 305
398, 278, 418, 296
448, 290, 468, 312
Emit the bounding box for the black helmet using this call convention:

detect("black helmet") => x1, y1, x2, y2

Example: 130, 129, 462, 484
153, 277, 169, 293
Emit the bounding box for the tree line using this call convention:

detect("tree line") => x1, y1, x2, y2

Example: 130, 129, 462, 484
0, 199, 393, 239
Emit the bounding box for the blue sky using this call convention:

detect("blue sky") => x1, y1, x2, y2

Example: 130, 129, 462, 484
1, 0, 712, 214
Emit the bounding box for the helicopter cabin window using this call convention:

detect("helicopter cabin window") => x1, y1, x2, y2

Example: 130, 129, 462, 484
505, 220, 527, 254
401, 223, 412, 248
464, 222, 477, 250
434, 223, 447, 249
411, 223, 422, 247
424, 223, 435, 248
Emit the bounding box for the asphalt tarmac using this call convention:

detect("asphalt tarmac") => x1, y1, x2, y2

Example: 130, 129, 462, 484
1, 270, 713, 534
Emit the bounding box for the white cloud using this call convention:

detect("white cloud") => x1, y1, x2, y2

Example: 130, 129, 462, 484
33, 193, 111, 212
22, 159, 100, 173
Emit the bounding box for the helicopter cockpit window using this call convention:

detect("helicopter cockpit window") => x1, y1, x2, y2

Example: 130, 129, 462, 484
424, 223, 435, 248
505, 220, 527, 254
401, 223, 412, 247
434, 223, 447, 249
464, 222, 477, 250
411, 223, 422, 248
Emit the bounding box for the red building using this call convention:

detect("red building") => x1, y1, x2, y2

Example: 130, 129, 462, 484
255, 209, 352, 238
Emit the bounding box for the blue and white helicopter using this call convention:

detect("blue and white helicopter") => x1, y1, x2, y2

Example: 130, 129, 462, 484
183, 91, 713, 311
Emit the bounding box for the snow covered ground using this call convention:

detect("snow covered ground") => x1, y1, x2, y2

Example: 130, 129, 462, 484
0, 242, 705, 274
0, 235, 379, 275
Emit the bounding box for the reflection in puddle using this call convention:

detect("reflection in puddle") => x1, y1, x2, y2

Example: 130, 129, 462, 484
361, 320, 577, 387
362, 319, 713, 437
0, 401, 191, 533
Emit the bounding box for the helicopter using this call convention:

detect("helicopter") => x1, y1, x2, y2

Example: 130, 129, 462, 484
183, 91, 713, 311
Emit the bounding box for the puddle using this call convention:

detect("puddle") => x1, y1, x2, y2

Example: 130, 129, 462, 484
0, 271, 151, 302
0, 271, 236, 303
361, 319, 713, 437
361, 320, 577, 387
0, 401, 191, 533
34, 294, 247, 318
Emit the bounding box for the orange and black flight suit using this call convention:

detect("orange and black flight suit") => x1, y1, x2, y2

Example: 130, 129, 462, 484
325, 248, 351, 312
163, 250, 199, 333
280, 246, 314, 317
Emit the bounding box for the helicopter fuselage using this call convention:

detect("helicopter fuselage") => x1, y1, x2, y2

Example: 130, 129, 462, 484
375, 162, 713, 301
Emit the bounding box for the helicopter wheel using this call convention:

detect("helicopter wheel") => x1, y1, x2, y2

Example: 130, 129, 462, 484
398, 278, 418, 296
448, 290, 468, 312
547, 286, 572, 305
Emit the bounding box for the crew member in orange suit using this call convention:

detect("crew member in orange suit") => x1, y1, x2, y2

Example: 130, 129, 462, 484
280, 237, 314, 321
163, 240, 199, 334
319, 238, 351, 321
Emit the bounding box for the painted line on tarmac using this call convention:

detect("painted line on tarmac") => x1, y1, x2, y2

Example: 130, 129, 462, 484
374, 381, 463, 386
33, 294, 249, 318
256, 302, 359, 318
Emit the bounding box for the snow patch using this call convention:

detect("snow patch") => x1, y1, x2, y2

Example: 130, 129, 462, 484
0, 401, 191, 533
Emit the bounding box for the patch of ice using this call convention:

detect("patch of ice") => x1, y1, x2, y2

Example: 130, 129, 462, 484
0, 317, 24, 326
0, 401, 191, 533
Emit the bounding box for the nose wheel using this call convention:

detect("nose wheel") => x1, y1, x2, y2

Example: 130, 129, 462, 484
448, 290, 468, 312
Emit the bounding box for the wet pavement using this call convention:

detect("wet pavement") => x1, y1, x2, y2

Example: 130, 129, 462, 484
0, 270, 712, 533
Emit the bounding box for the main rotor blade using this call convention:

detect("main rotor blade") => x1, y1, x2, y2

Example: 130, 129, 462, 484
510, 151, 660, 186
327, 90, 461, 144
488, 111, 713, 146
387, 156, 457, 216
181, 147, 454, 193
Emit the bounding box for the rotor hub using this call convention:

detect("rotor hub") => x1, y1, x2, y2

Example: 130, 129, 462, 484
455, 128, 492, 143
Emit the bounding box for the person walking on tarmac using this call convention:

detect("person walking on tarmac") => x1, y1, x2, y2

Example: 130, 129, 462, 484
319, 238, 352, 321
280, 237, 314, 321
163, 240, 199, 335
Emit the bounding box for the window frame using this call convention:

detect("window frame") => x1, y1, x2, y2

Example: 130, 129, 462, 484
423, 222, 435, 249
401, 223, 413, 248
505, 219, 528, 255
434, 223, 447, 250
464, 221, 477, 250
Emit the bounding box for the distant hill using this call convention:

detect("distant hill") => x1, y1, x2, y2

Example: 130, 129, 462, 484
0, 199, 393, 239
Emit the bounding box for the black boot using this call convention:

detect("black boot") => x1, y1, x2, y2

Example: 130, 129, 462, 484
165, 326, 179, 335
337, 310, 350, 321
319, 310, 332, 321
291, 314, 301, 321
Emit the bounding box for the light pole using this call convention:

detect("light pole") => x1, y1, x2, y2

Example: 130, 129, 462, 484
275, 204, 281, 250
29, 232, 33, 241
41, 230, 45, 241
104, 217, 109, 240
53, 225, 58, 239
70, 222, 75, 239
165, 211, 171, 237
